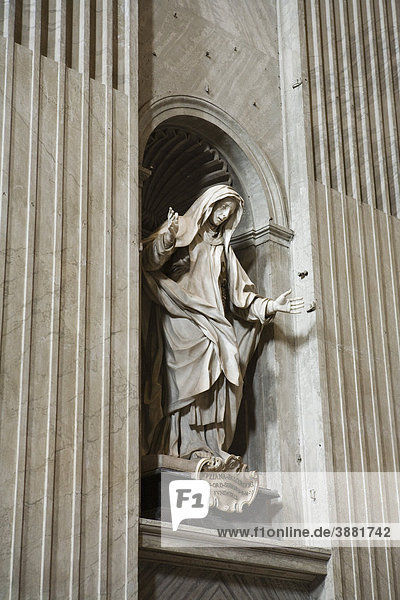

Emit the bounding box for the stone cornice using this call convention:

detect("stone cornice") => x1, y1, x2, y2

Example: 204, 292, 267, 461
231, 223, 294, 249
140, 519, 330, 584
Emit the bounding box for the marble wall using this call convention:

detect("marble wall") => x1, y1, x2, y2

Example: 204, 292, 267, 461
139, 0, 285, 190
305, 0, 400, 216
0, 1, 140, 598
1, 1, 400, 599
278, 0, 400, 597
303, 1, 400, 597
313, 182, 400, 598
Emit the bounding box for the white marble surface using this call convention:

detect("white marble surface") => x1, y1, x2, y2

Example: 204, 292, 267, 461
0, 22, 140, 599
139, 0, 284, 193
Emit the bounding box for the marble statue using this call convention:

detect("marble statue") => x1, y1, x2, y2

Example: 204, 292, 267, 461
141, 184, 303, 460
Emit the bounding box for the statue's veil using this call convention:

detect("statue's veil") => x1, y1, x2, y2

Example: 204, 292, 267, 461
142, 184, 244, 252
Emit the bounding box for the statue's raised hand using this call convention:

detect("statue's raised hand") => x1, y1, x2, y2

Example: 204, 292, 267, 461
164, 207, 179, 247
272, 289, 304, 314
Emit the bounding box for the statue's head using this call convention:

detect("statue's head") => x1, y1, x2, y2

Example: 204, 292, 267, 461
207, 198, 239, 228
143, 185, 244, 249
192, 186, 243, 246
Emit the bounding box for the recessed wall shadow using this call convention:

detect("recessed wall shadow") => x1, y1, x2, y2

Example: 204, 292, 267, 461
230, 322, 276, 472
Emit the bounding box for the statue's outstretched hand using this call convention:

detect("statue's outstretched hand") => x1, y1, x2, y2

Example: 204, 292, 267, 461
272, 289, 304, 314
164, 207, 179, 247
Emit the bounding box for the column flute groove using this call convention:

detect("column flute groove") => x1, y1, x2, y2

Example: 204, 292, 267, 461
363, 0, 390, 212
377, 0, 400, 217
0, 0, 15, 348
351, 0, 377, 207
73, 0, 91, 596
41, 0, 67, 596
12, 0, 43, 596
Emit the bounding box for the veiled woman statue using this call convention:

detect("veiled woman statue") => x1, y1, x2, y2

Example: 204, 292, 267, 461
141, 185, 303, 460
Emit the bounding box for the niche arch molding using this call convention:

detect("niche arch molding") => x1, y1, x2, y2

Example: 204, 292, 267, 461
139, 95, 290, 236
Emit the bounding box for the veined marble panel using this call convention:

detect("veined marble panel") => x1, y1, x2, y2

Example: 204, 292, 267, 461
314, 180, 400, 598
304, 0, 400, 216
138, 0, 284, 191
0, 25, 139, 599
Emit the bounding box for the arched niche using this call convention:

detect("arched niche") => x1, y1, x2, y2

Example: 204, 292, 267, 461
139, 96, 290, 234
141, 123, 243, 237
139, 97, 295, 473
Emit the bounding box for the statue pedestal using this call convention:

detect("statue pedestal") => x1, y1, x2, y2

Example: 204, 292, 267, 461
141, 455, 203, 520
141, 454, 281, 525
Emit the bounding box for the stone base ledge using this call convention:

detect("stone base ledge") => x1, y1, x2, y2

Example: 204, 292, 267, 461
139, 518, 331, 584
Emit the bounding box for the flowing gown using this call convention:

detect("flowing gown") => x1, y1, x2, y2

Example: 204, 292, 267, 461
142, 220, 273, 458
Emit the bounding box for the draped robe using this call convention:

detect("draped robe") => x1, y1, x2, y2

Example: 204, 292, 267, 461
141, 185, 274, 458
